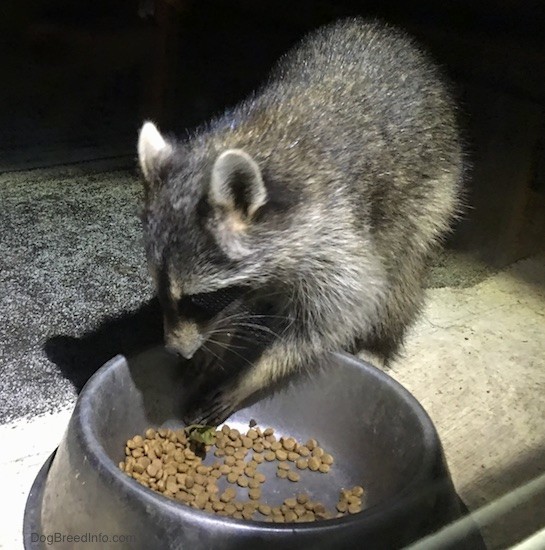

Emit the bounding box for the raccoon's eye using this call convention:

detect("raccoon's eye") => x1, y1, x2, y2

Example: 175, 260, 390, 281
178, 286, 245, 321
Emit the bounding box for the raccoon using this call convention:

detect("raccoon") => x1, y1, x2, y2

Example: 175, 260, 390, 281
137, 18, 464, 425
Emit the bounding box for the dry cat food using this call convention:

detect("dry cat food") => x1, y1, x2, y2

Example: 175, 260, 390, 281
119, 423, 364, 523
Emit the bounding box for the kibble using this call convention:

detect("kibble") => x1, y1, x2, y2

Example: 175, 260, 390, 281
294, 503, 306, 516
335, 486, 364, 516
312, 447, 324, 458
119, 423, 362, 524
252, 453, 264, 464
248, 488, 261, 500
223, 502, 235, 514
285, 510, 297, 522
242, 508, 254, 520
284, 498, 297, 508
254, 472, 266, 484
298, 446, 311, 457
275, 449, 288, 461
245, 464, 257, 476
352, 485, 364, 497
226, 472, 238, 484
212, 501, 225, 511
223, 487, 237, 501
237, 476, 249, 488
321, 453, 334, 466
287, 471, 300, 482
282, 437, 296, 451
336, 501, 348, 513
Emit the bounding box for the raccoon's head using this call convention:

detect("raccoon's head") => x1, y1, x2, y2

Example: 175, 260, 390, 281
137, 121, 291, 359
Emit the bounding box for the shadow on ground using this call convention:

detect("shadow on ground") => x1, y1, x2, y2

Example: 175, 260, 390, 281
43, 292, 282, 423
44, 297, 164, 392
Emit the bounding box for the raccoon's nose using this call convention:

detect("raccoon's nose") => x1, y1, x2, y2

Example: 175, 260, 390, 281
165, 341, 198, 360
165, 321, 203, 360
165, 335, 201, 360
176, 345, 198, 360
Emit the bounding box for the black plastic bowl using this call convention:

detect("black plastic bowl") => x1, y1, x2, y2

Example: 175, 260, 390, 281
24, 348, 484, 549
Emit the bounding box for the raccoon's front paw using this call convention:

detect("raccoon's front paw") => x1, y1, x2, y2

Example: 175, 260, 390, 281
184, 387, 239, 426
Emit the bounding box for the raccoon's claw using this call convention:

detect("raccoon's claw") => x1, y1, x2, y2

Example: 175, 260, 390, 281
186, 390, 237, 426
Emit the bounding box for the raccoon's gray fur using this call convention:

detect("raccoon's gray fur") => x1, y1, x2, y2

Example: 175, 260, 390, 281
137, 18, 464, 424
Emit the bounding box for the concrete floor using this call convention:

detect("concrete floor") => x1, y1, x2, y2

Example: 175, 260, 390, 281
391, 254, 545, 549
1, 166, 544, 549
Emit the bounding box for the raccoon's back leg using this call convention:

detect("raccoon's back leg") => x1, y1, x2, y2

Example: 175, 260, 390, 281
350, 332, 399, 368
350, 277, 425, 367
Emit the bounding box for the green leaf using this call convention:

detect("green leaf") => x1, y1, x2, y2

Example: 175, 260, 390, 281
185, 424, 216, 445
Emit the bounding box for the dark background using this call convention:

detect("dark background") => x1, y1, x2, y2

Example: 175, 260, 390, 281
2, 0, 545, 264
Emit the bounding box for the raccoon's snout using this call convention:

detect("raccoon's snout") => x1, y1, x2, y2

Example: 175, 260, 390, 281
166, 340, 200, 360
165, 337, 202, 359
165, 321, 203, 359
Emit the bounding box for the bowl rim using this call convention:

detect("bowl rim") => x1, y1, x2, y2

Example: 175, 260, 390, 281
75, 349, 441, 534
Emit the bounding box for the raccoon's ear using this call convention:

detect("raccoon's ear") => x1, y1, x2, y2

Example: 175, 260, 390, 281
137, 121, 172, 188
210, 149, 267, 223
